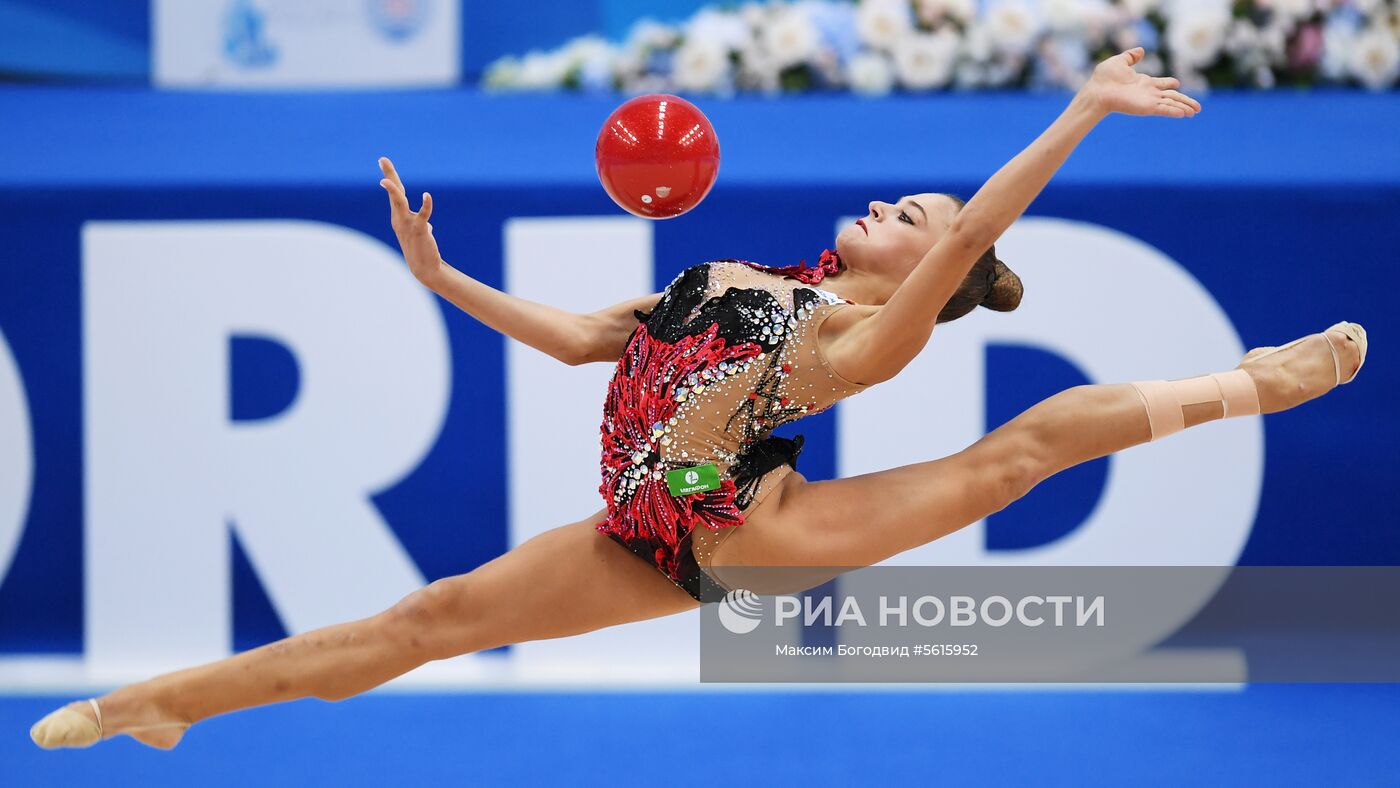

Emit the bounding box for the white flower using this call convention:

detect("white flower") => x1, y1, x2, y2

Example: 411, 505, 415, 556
945, 0, 978, 24
1225, 19, 1261, 55
915, 0, 977, 26
736, 41, 782, 93
741, 2, 772, 31
1120, 0, 1162, 17
856, 0, 914, 52
1166, 8, 1229, 69
562, 36, 610, 64
561, 36, 615, 90
955, 60, 990, 88
686, 8, 752, 52
1257, 19, 1289, 62
1320, 22, 1358, 81
1265, 0, 1314, 25
626, 19, 679, 53
517, 50, 572, 89
673, 36, 731, 92
1349, 24, 1400, 90
1079, 6, 1113, 49
1044, 0, 1092, 35
847, 51, 896, 95
761, 5, 820, 69
482, 56, 522, 90
1223, 15, 1287, 67
610, 47, 645, 81
892, 29, 961, 89
986, 1, 1043, 56
1163, 0, 1231, 17
1352, 0, 1384, 15
962, 22, 996, 62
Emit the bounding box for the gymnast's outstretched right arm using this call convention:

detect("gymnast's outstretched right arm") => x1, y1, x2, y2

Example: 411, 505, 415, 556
827, 47, 1200, 385
377, 156, 660, 366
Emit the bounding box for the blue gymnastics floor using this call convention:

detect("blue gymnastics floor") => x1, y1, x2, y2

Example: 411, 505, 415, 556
4, 686, 1399, 787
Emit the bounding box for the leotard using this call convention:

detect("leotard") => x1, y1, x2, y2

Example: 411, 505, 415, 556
594, 250, 872, 603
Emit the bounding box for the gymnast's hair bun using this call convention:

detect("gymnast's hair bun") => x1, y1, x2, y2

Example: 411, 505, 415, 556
981, 258, 1023, 312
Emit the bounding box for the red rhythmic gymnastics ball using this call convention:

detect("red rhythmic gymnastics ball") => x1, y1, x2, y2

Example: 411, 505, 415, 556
595, 94, 720, 219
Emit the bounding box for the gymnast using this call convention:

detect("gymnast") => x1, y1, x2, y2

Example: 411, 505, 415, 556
31, 47, 1365, 750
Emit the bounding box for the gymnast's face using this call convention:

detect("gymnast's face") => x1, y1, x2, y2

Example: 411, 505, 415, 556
836, 193, 960, 281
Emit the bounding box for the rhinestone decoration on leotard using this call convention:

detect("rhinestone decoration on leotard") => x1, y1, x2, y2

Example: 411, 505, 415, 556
594, 252, 869, 603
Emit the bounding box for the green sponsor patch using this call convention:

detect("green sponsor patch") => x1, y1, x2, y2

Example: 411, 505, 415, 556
665, 463, 721, 496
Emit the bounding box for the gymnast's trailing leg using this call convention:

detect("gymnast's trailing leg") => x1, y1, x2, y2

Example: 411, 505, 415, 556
29, 512, 699, 751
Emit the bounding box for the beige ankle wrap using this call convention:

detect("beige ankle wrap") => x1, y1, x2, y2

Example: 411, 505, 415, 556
1129, 369, 1260, 441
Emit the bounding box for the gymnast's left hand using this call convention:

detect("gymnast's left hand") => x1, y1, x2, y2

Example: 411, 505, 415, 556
1080, 47, 1201, 119
378, 156, 444, 285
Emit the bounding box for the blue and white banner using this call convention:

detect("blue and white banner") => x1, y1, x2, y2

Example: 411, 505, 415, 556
153, 0, 460, 89
0, 89, 1395, 687
0, 206, 1386, 686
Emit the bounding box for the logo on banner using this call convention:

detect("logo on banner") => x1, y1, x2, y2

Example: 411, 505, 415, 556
157, 0, 458, 87
223, 0, 279, 68
367, 0, 431, 41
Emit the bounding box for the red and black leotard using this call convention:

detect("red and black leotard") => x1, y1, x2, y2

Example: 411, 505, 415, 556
594, 251, 872, 603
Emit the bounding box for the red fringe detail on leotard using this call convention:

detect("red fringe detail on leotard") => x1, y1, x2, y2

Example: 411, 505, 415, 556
595, 319, 760, 582
736, 249, 844, 286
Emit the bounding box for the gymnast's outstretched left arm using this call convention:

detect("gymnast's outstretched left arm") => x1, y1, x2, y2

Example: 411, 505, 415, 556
832, 47, 1200, 385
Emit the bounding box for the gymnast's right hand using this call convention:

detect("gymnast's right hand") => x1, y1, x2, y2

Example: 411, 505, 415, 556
378, 156, 444, 285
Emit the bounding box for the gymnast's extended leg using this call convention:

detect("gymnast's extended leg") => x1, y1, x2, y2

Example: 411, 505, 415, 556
716, 324, 1366, 574
30, 506, 699, 750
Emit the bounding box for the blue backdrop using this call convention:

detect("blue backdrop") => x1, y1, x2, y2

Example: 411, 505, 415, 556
0, 86, 1397, 656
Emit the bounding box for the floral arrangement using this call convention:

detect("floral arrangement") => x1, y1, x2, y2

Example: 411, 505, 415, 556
481, 0, 1400, 94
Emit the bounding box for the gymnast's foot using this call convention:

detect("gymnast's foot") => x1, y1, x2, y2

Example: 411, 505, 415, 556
1238, 322, 1366, 414
30, 696, 190, 751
